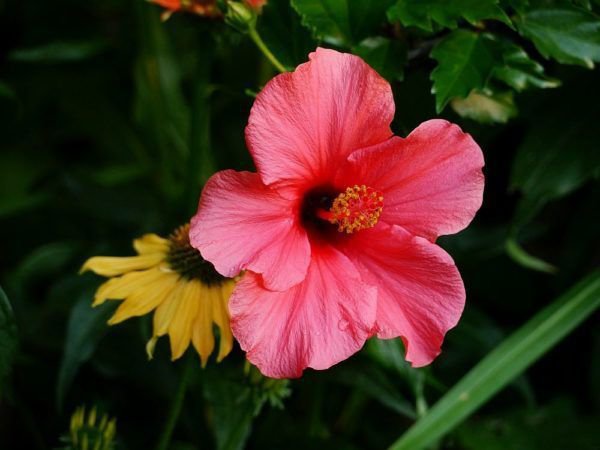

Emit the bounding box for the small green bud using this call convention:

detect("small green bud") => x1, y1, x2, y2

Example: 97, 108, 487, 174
225, 1, 257, 33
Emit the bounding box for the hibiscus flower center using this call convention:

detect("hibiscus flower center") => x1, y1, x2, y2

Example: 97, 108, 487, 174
303, 184, 383, 235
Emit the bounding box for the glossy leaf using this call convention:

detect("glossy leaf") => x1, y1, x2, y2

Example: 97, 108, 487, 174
388, 0, 510, 32
430, 30, 498, 112
516, 7, 600, 68
389, 269, 600, 450
291, 0, 395, 46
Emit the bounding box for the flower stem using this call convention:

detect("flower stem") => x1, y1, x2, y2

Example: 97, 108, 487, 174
155, 359, 194, 450
247, 27, 287, 73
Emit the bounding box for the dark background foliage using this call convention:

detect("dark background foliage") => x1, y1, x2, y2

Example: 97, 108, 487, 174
0, 0, 599, 449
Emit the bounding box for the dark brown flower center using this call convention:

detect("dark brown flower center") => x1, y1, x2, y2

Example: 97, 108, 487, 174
167, 224, 227, 285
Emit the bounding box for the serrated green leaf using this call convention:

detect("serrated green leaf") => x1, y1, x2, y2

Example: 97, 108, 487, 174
353, 37, 407, 81
57, 293, 114, 410
493, 41, 561, 91
389, 269, 600, 450
0, 287, 17, 397
451, 90, 517, 124
291, 0, 394, 47
430, 30, 499, 112
516, 7, 600, 68
388, 0, 511, 32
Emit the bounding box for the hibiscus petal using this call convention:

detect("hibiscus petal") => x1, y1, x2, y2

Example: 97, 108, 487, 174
246, 47, 394, 192
343, 224, 465, 367
190, 170, 311, 291
229, 245, 377, 378
342, 119, 484, 241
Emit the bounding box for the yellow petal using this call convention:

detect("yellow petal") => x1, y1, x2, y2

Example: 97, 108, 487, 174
168, 280, 202, 360
107, 271, 179, 325
93, 268, 163, 306
81, 253, 165, 277
146, 336, 158, 360
152, 281, 186, 337
133, 234, 169, 255
212, 281, 235, 361
192, 287, 216, 367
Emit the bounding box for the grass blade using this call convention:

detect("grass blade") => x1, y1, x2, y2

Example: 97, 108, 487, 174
389, 269, 600, 450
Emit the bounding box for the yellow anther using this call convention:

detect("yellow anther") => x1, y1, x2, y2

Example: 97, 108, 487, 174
329, 185, 383, 233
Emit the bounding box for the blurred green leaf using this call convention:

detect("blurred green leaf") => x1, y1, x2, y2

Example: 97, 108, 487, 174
260, 0, 318, 68
457, 398, 600, 450
9, 40, 107, 63
451, 90, 517, 124
204, 374, 256, 450
0, 287, 17, 397
353, 37, 407, 81
515, 7, 600, 68
388, 269, 600, 450
505, 238, 557, 273
510, 96, 600, 209
291, 0, 394, 46
430, 30, 498, 112
329, 362, 416, 419
365, 338, 420, 391
388, 0, 511, 32
57, 292, 115, 411
14, 242, 80, 284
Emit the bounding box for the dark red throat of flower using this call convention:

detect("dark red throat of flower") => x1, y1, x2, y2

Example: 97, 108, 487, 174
316, 185, 383, 234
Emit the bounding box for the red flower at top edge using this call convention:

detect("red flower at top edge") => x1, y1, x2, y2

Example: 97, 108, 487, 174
150, 0, 221, 18
190, 48, 485, 378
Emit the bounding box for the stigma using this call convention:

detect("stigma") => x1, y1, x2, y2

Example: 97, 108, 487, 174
327, 185, 383, 233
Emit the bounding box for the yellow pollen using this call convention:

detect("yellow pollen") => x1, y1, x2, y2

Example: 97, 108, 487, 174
329, 185, 383, 233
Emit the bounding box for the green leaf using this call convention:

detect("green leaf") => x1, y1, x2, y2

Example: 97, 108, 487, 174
9, 40, 107, 63
510, 100, 600, 205
388, 0, 511, 32
430, 30, 499, 112
493, 41, 561, 91
365, 338, 421, 391
515, 7, 600, 68
291, 0, 395, 47
353, 37, 407, 81
329, 362, 416, 419
56, 292, 115, 410
457, 398, 600, 450
204, 373, 256, 450
389, 269, 600, 450
451, 90, 517, 124
0, 287, 17, 397
260, 0, 318, 68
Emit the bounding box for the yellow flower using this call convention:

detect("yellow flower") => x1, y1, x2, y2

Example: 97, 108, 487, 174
68, 405, 116, 450
81, 224, 235, 366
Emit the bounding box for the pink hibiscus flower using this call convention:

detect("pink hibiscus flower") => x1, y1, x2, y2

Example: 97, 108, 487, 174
190, 48, 484, 378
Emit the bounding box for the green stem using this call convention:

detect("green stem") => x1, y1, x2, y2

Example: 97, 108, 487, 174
155, 360, 194, 450
248, 27, 287, 73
